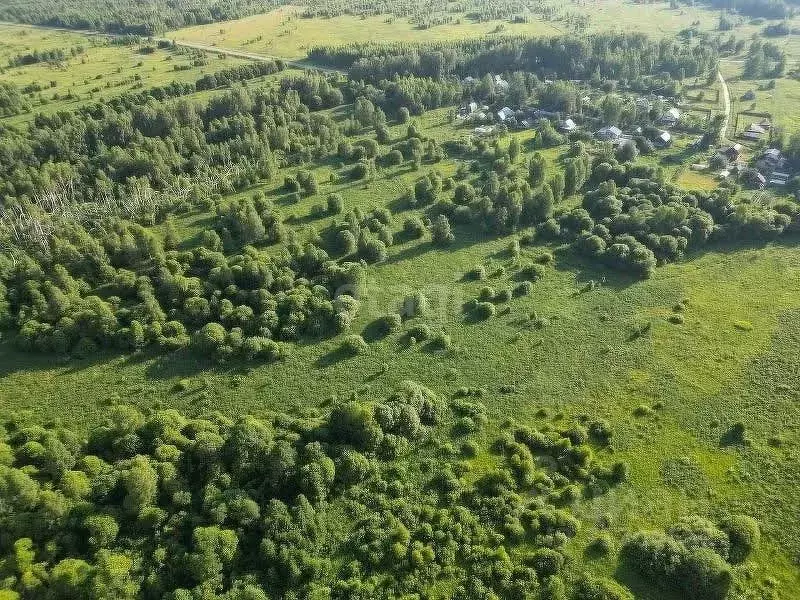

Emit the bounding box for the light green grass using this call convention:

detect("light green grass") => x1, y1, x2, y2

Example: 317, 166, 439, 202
167, 1, 722, 61
0, 24, 252, 123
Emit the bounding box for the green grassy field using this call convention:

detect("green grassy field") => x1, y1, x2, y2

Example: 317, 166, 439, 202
0, 24, 252, 123
167, 1, 721, 61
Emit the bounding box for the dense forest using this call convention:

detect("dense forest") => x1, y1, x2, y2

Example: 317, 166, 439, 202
1, 0, 799, 36
0, 0, 586, 35
0, 0, 283, 35
309, 34, 719, 86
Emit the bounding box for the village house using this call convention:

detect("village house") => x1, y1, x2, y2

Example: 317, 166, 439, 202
497, 106, 515, 122
595, 126, 622, 141
769, 171, 789, 187
493, 74, 510, 93
659, 107, 681, 127
655, 130, 672, 148
742, 123, 767, 141
473, 125, 496, 136
719, 143, 743, 162
558, 118, 577, 133
759, 148, 785, 171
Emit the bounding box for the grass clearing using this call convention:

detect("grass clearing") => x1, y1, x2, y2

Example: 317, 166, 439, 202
0, 24, 252, 123
168, 1, 723, 61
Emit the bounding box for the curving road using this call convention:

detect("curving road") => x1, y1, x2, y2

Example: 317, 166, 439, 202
717, 69, 731, 142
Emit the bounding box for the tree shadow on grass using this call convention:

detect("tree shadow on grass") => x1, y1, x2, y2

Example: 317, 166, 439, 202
0, 342, 121, 378
613, 561, 687, 600
143, 349, 234, 379
361, 319, 390, 343
314, 345, 352, 368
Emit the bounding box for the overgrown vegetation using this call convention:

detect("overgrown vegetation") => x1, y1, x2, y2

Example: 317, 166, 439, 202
1, 2, 800, 597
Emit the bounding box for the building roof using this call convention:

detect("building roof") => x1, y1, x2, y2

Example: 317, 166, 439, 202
747, 123, 767, 134
559, 118, 577, 130
596, 126, 622, 138
657, 131, 672, 143
763, 148, 783, 159
497, 107, 515, 121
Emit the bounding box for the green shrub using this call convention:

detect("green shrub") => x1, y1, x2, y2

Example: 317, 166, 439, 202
520, 263, 546, 281
327, 193, 344, 214
407, 323, 431, 341
461, 440, 479, 457
588, 419, 613, 445
380, 314, 403, 334
586, 534, 614, 557
514, 281, 533, 296
402, 291, 429, 318
573, 574, 633, 600
526, 548, 564, 577
467, 265, 487, 280
403, 215, 426, 238
720, 515, 760, 563
342, 334, 368, 355
474, 302, 496, 319
494, 288, 512, 303
478, 286, 495, 302
430, 331, 452, 350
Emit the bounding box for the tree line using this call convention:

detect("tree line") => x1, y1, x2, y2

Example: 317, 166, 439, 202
0, 0, 284, 35
309, 33, 719, 86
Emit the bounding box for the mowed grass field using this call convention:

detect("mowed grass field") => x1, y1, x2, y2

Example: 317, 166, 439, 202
0, 24, 252, 123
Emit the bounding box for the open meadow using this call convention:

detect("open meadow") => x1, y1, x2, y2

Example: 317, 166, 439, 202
0, 24, 255, 123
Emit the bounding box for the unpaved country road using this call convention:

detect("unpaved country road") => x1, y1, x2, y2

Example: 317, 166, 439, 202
159, 38, 343, 73
0, 20, 342, 73
718, 70, 731, 142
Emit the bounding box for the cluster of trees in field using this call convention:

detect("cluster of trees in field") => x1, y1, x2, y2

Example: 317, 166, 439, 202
4, 211, 366, 358
705, 0, 795, 20
0, 0, 284, 35
557, 146, 796, 278
0, 71, 341, 207
404, 134, 798, 280
310, 33, 718, 85
622, 514, 761, 600
6, 46, 84, 68
0, 379, 638, 599
2, 57, 284, 117
743, 39, 787, 78
301, 0, 555, 24
0, 82, 30, 117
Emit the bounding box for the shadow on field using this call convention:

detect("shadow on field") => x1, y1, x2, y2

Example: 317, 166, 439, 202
387, 227, 485, 264
361, 318, 390, 343
315, 345, 353, 368
613, 563, 666, 600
